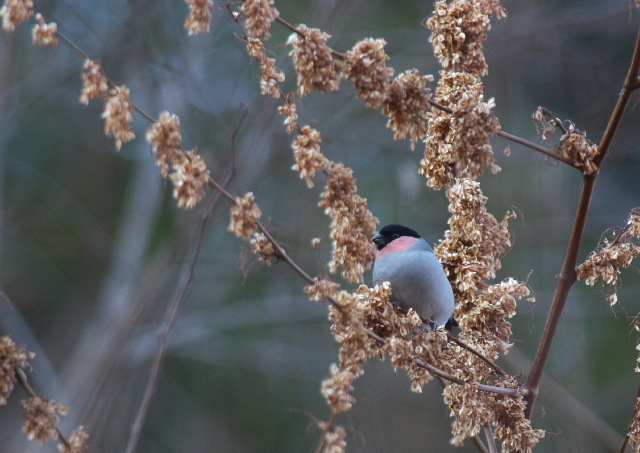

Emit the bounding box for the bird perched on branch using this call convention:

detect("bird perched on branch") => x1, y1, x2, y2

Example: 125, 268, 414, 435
372, 224, 455, 329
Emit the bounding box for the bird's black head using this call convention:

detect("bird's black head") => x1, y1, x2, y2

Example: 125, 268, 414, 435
372, 224, 421, 250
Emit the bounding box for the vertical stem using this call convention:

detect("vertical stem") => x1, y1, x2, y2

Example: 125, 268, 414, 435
524, 31, 640, 419
619, 384, 640, 453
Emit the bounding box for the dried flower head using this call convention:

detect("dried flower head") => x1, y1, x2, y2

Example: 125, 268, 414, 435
557, 124, 598, 175
304, 276, 340, 301
577, 207, 640, 304
0, 0, 33, 32
58, 426, 89, 453
319, 162, 379, 283
22, 396, 68, 444
426, 0, 505, 77
419, 71, 500, 190
291, 125, 328, 188
288, 25, 341, 96
278, 95, 298, 133
382, 69, 432, 150
328, 288, 371, 377
321, 363, 356, 413
533, 107, 598, 174
170, 152, 209, 209
246, 38, 285, 97
145, 111, 185, 177
242, 0, 279, 40
0, 336, 34, 405
184, 0, 213, 35
343, 38, 394, 109
79, 59, 108, 105
435, 179, 515, 319
228, 192, 262, 240
249, 231, 276, 264
317, 422, 347, 453
532, 106, 557, 142
31, 13, 57, 47
102, 85, 135, 150
447, 376, 544, 452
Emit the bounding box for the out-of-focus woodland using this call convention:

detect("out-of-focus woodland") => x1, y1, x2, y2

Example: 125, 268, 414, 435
1, 0, 640, 452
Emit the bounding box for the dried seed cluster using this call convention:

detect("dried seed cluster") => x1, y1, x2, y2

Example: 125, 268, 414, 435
420, 71, 500, 189
58, 426, 89, 453
228, 192, 262, 240
102, 85, 135, 150
430, 179, 542, 449
0, 336, 34, 405
79, 59, 109, 105
249, 232, 276, 264
317, 422, 347, 453
577, 208, 640, 305
22, 396, 68, 444
382, 69, 433, 150
532, 107, 598, 174
278, 95, 298, 133
242, 0, 279, 40
319, 163, 378, 283
436, 179, 514, 320
343, 38, 394, 109
291, 125, 328, 188
184, 0, 213, 35
426, 0, 505, 77
31, 13, 57, 46
0, 0, 33, 31
246, 38, 285, 97
146, 112, 210, 209
288, 24, 341, 97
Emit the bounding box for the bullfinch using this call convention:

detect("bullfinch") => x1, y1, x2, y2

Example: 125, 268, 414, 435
372, 224, 455, 328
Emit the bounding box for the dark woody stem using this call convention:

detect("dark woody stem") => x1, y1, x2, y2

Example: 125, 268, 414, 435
524, 31, 640, 419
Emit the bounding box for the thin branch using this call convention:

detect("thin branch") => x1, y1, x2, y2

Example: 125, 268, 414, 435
524, 31, 640, 419
484, 423, 498, 453
497, 130, 575, 167
472, 434, 491, 453
14, 367, 73, 451
412, 356, 523, 396
619, 383, 640, 453
124, 107, 248, 453
429, 99, 577, 168
446, 331, 507, 377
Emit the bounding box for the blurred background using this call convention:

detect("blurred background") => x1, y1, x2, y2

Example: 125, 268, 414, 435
1, 0, 640, 452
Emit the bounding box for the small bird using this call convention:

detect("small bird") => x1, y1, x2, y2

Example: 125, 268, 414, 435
372, 224, 455, 328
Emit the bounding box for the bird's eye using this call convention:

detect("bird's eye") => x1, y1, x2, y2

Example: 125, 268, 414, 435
392, 234, 399, 239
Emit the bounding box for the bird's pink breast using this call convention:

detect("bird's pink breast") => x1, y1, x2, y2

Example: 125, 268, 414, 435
376, 236, 418, 258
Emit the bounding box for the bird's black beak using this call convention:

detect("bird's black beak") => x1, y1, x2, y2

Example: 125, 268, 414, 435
372, 233, 386, 250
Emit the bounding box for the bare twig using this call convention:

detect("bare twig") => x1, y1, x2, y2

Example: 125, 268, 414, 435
484, 423, 498, 453
124, 107, 248, 453
412, 356, 523, 396
524, 31, 640, 419
472, 434, 491, 453
429, 99, 577, 168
